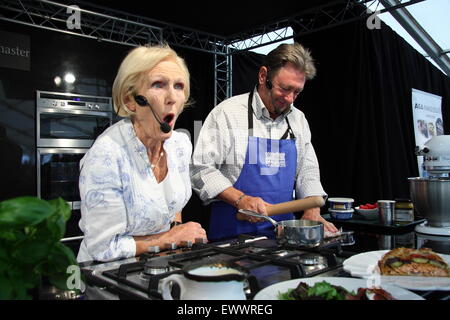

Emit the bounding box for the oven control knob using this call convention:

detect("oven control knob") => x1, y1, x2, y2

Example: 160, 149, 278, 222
147, 246, 160, 254
195, 238, 207, 244
165, 242, 177, 251
180, 240, 193, 248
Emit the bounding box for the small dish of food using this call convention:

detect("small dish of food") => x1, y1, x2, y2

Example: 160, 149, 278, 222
355, 205, 378, 220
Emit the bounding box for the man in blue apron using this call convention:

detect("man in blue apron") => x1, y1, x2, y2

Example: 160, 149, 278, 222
191, 43, 337, 241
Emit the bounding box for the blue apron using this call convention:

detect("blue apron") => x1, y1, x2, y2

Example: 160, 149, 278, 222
209, 88, 297, 241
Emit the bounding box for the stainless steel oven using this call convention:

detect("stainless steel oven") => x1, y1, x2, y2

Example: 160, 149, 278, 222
36, 91, 113, 241
37, 148, 87, 209
36, 91, 113, 148
37, 147, 87, 240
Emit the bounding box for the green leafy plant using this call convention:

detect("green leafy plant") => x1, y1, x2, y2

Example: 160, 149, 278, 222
0, 196, 79, 299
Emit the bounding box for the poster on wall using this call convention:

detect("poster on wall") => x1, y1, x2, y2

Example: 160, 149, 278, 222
0, 30, 31, 71
411, 88, 443, 177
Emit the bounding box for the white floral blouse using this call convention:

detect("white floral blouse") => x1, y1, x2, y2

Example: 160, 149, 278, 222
77, 118, 192, 262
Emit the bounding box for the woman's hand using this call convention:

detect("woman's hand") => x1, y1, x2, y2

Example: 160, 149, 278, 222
164, 221, 207, 245
134, 221, 207, 255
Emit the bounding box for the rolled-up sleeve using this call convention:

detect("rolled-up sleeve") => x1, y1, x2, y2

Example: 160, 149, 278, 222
79, 144, 136, 262
190, 111, 234, 202
295, 118, 327, 200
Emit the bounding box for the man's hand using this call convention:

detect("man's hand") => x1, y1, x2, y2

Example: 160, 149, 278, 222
301, 207, 338, 233
236, 195, 271, 223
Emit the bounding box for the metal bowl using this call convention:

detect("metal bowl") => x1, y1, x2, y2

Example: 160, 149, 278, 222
408, 177, 450, 227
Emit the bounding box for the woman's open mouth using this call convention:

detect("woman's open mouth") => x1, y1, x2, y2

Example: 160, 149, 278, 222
163, 113, 175, 126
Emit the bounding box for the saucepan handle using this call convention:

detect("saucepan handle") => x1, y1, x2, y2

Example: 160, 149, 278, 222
238, 209, 279, 227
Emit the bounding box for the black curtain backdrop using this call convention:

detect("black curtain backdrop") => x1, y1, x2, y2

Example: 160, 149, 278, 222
232, 50, 263, 95
296, 18, 449, 207
232, 19, 450, 210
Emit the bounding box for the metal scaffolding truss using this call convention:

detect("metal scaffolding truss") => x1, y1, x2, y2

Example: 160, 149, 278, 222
0, 0, 163, 46
227, 0, 424, 51
214, 48, 232, 107
0, 0, 229, 54
0, 0, 230, 103
1, 0, 444, 105
227, 0, 365, 51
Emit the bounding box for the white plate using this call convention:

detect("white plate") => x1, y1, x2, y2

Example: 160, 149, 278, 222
253, 277, 423, 300
343, 250, 450, 291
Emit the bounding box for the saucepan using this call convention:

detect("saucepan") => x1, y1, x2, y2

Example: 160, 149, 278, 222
236, 196, 327, 247
238, 209, 324, 247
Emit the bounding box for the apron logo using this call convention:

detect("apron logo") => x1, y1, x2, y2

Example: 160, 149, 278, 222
265, 152, 286, 168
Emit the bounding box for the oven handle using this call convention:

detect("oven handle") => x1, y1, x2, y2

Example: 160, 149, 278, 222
38, 107, 112, 118
37, 147, 89, 154
61, 236, 84, 242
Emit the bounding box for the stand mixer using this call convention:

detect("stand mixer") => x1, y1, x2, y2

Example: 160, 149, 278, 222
410, 135, 450, 237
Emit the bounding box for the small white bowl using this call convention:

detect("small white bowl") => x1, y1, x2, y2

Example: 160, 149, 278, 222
329, 208, 354, 220
354, 206, 378, 220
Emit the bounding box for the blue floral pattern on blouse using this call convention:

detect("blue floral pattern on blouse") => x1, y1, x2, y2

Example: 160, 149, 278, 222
77, 118, 192, 262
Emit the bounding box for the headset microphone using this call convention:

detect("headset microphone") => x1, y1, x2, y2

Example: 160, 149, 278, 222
133, 95, 172, 134
265, 79, 273, 90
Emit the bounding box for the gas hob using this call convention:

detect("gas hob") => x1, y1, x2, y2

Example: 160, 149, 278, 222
80, 235, 352, 300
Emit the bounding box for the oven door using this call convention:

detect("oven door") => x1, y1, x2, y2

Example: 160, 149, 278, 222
37, 148, 87, 240
37, 147, 87, 206
37, 108, 112, 148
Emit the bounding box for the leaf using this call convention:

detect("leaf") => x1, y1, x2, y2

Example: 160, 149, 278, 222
277, 289, 296, 300
48, 198, 71, 223
42, 242, 79, 291
42, 198, 72, 241
307, 281, 345, 300
11, 239, 53, 265
0, 197, 54, 228
0, 197, 77, 299
0, 272, 13, 299
0, 227, 27, 242
1, 268, 38, 299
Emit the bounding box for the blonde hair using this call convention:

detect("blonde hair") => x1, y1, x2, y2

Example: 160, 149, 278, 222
263, 42, 316, 80
112, 44, 190, 117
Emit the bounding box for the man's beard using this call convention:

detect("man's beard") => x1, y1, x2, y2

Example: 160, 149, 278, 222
272, 99, 289, 116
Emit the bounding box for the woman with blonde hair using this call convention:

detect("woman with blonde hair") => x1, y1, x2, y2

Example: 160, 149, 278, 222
77, 44, 206, 263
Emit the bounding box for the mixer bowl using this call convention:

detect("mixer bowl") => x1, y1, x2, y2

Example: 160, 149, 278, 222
408, 177, 450, 227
